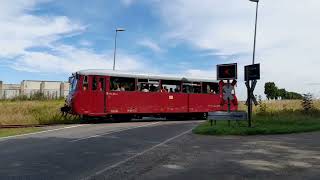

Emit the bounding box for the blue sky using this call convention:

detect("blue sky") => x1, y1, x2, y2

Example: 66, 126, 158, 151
0, 0, 319, 99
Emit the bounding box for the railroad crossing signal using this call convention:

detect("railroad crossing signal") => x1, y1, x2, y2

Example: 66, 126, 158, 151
223, 84, 234, 101
217, 63, 237, 80
217, 63, 237, 114
245, 80, 258, 106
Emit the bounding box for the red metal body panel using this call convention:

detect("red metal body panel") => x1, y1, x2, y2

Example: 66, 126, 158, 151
188, 94, 221, 112
167, 93, 188, 113
106, 92, 166, 114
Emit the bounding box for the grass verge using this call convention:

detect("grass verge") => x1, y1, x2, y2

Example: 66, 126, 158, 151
0, 127, 42, 138
193, 110, 320, 135
0, 100, 81, 125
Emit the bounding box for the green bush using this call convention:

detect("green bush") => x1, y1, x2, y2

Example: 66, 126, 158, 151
301, 93, 314, 113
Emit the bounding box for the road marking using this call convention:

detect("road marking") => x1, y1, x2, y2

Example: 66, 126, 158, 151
90, 127, 193, 177
70, 122, 161, 142
0, 124, 86, 141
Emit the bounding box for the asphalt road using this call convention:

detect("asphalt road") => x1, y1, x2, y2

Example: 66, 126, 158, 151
0, 120, 319, 180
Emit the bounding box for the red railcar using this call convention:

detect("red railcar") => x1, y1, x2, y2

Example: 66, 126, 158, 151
62, 69, 238, 120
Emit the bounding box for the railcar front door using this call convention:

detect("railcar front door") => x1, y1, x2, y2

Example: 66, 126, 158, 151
91, 76, 106, 115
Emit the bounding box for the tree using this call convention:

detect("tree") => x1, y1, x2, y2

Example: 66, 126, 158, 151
265, 82, 302, 100
278, 88, 287, 100
286, 91, 303, 100
264, 82, 278, 100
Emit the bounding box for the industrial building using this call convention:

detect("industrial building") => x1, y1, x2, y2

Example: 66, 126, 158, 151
0, 80, 69, 99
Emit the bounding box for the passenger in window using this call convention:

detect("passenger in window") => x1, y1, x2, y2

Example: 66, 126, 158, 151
210, 89, 216, 94
120, 84, 125, 91
114, 84, 121, 91
160, 86, 167, 92
150, 84, 156, 92
182, 87, 186, 93
142, 85, 149, 92
169, 88, 173, 93
142, 88, 149, 92
176, 87, 181, 93
98, 82, 102, 91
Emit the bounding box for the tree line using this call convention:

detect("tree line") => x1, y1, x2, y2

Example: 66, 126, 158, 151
264, 82, 303, 100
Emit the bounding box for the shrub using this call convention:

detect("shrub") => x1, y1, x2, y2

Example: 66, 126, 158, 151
301, 93, 314, 113
257, 95, 267, 114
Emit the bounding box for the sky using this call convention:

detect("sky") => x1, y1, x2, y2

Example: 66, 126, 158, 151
0, 0, 319, 100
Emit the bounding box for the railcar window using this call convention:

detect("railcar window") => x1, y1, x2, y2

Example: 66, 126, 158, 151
137, 79, 159, 92
202, 82, 219, 94
182, 82, 201, 93
149, 80, 159, 92
92, 76, 98, 90
70, 77, 77, 92
99, 78, 105, 91
111, 77, 135, 91
83, 76, 88, 91
161, 80, 181, 93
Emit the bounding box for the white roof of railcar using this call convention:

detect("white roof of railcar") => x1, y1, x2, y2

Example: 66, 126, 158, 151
76, 69, 217, 83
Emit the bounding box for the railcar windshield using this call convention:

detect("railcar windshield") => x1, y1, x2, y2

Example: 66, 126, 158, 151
70, 76, 78, 92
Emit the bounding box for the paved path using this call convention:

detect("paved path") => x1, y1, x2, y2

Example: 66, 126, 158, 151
0, 121, 319, 180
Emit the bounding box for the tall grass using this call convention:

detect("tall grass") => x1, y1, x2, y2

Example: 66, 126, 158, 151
0, 100, 79, 125
238, 100, 320, 113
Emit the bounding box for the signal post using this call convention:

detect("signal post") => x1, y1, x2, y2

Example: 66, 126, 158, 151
245, 64, 260, 127
208, 63, 247, 127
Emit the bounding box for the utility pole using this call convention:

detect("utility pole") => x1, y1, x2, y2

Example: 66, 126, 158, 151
247, 0, 260, 127
113, 28, 125, 71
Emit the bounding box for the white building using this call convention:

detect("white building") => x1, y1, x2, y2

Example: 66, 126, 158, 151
0, 80, 70, 99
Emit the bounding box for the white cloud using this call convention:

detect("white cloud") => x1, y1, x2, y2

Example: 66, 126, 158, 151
137, 38, 163, 53
12, 45, 147, 73
0, 1, 85, 58
185, 69, 216, 79
79, 40, 93, 47
154, 0, 320, 98
121, 0, 135, 7
0, 0, 146, 76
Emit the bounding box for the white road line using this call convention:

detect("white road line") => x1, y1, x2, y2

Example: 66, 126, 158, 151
91, 127, 193, 177
0, 124, 86, 141
70, 122, 161, 143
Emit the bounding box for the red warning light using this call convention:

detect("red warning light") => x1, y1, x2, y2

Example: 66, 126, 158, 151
217, 63, 237, 80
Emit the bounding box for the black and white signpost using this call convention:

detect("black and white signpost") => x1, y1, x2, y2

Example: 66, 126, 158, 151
245, 64, 260, 127
246, 0, 261, 127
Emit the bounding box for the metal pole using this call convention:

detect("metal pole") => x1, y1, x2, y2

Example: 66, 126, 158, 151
248, 0, 259, 127
227, 80, 231, 127
247, 82, 252, 127
113, 30, 118, 71
252, 1, 259, 65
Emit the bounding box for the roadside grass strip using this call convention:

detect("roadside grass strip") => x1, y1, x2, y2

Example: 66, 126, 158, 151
193, 110, 320, 136
0, 127, 42, 138
0, 100, 81, 125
